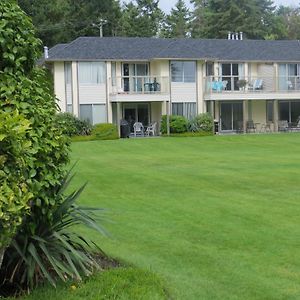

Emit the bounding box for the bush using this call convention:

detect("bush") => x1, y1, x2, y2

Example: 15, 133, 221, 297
161, 115, 188, 134
0, 173, 106, 291
55, 112, 92, 136
91, 123, 119, 140
0, 0, 69, 282
188, 113, 214, 133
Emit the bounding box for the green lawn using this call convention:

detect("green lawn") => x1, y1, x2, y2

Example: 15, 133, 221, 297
22, 134, 300, 299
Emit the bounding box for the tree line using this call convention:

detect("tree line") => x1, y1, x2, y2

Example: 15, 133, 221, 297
18, 0, 300, 47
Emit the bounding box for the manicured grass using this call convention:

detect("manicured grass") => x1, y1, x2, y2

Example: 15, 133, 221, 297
15, 268, 167, 300
23, 134, 300, 299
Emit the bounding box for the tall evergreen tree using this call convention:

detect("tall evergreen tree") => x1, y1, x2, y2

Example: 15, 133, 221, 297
276, 5, 300, 40
191, 0, 282, 39
161, 0, 192, 38
18, 0, 122, 46
118, 0, 164, 37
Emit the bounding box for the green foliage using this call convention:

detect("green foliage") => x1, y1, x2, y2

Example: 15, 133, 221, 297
18, 0, 122, 47
0, 111, 32, 249
188, 113, 214, 133
0, 173, 106, 290
161, 0, 192, 38
0, 0, 69, 257
0, 0, 40, 74
55, 113, 92, 136
191, 0, 283, 39
118, 0, 164, 37
161, 115, 188, 134
91, 123, 119, 140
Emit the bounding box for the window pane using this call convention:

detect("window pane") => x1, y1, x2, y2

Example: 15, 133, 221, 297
93, 104, 107, 124
172, 102, 196, 120
136, 64, 148, 76
79, 62, 105, 84
65, 62, 72, 84
222, 64, 231, 76
172, 103, 183, 115
291, 101, 300, 123
80, 104, 93, 124
111, 62, 116, 86
206, 63, 214, 76
183, 62, 196, 82
171, 61, 183, 82
266, 101, 273, 122
279, 102, 290, 122
67, 104, 73, 113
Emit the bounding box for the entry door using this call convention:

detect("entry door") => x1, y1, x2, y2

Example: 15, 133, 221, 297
220, 102, 243, 131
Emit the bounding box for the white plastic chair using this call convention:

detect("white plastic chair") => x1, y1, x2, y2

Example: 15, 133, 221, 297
133, 122, 144, 137
145, 122, 157, 136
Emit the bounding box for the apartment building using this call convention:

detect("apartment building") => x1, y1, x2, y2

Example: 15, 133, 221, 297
46, 36, 300, 133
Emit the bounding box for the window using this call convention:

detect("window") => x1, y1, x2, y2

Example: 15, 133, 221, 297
171, 61, 196, 83
65, 62, 72, 84
266, 101, 273, 122
206, 62, 214, 76
279, 101, 300, 123
221, 63, 244, 91
78, 62, 106, 84
65, 62, 73, 113
80, 104, 107, 125
278, 64, 300, 90
111, 62, 116, 86
172, 102, 196, 120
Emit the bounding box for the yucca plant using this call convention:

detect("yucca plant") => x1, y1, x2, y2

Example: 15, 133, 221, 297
0, 172, 107, 293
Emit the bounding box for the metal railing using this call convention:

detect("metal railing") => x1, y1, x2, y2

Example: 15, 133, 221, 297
109, 76, 170, 95
204, 76, 300, 94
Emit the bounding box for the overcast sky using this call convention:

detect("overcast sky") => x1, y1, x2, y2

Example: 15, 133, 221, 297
124, 0, 299, 13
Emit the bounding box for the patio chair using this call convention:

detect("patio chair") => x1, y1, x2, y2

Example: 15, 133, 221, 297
236, 121, 244, 133
260, 122, 272, 133
246, 120, 256, 133
289, 119, 300, 132
278, 120, 289, 132
133, 122, 144, 137
145, 122, 157, 136
249, 79, 263, 91
222, 80, 228, 90
287, 80, 293, 90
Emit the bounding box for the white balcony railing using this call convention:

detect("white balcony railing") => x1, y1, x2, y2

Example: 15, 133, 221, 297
109, 76, 169, 95
204, 76, 300, 94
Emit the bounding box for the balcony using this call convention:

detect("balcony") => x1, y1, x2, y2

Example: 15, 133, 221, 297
109, 76, 170, 102
204, 76, 300, 101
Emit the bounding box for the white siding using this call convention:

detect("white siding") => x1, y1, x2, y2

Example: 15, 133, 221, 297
171, 82, 197, 103
79, 84, 106, 104
257, 64, 275, 91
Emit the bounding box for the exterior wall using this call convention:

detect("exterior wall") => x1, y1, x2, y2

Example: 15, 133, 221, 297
78, 85, 106, 104
54, 62, 66, 112
171, 83, 197, 103
151, 102, 162, 131
251, 100, 267, 125
52, 57, 300, 132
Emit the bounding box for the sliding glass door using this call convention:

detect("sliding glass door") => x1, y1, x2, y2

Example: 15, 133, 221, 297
221, 63, 244, 91
123, 103, 150, 132
220, 102, 243, 131
122, 63, 149, 92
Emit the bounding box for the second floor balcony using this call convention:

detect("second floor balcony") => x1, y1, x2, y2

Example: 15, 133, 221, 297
110, 76, 169, 95
204, 76, 300, 100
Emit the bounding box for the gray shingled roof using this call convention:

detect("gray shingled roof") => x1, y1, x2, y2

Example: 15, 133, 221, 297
47, 37, 300, 62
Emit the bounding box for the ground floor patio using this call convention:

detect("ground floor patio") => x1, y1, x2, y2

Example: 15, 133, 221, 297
207, 99, 300, 133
